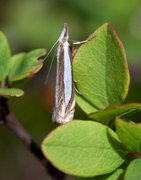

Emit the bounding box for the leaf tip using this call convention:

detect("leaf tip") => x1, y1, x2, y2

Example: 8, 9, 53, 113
37, 49, 47, 61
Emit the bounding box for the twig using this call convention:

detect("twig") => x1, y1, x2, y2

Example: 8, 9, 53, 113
0, 97, 65, 180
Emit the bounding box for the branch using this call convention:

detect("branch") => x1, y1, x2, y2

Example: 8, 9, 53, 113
0, 97, 65, 180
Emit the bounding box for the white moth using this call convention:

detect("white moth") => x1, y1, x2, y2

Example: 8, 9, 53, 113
52, 23, 75, 124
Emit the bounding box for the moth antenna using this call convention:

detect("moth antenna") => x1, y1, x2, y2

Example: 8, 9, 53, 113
44, 50, 57, 85
43, 39, 58, 61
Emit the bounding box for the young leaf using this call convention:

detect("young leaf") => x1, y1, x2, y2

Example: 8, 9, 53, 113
124, 159, 141, 180
7, 49, 47, 82
42, 120, 125, 177
0, 88, 24, 97
73, 22, 130, 114
89, 103, 141, 125
116, 118, 141, 152
0, 32, 11, 82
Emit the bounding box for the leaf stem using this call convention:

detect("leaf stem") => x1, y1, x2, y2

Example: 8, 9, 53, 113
0, 97, 65, 180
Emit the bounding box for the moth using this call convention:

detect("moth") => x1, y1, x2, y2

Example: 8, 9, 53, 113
52, 23, 75, 124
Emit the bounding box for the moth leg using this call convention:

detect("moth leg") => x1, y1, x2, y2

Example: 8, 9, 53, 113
74, 80, 81, 95
70, 34, 96, 45
75, 87, 81, 95
72, 40, 89, 45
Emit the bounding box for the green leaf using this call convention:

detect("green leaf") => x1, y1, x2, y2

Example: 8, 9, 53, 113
0, 88, 24, 97
89, 103, 141, 125
76, 95, 98, 114
124, 159, 141, 180
0, 33, 46, 84
116, 118, 141, 152
42, 120, 125, 177
73, 22, 130, 114
78, 169, 124, 180
7, 49, 46, 82
0, 32, 11, 82
105, 169, 124, 180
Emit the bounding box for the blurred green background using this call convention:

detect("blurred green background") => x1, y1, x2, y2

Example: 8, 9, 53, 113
0, 0, 141, 179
